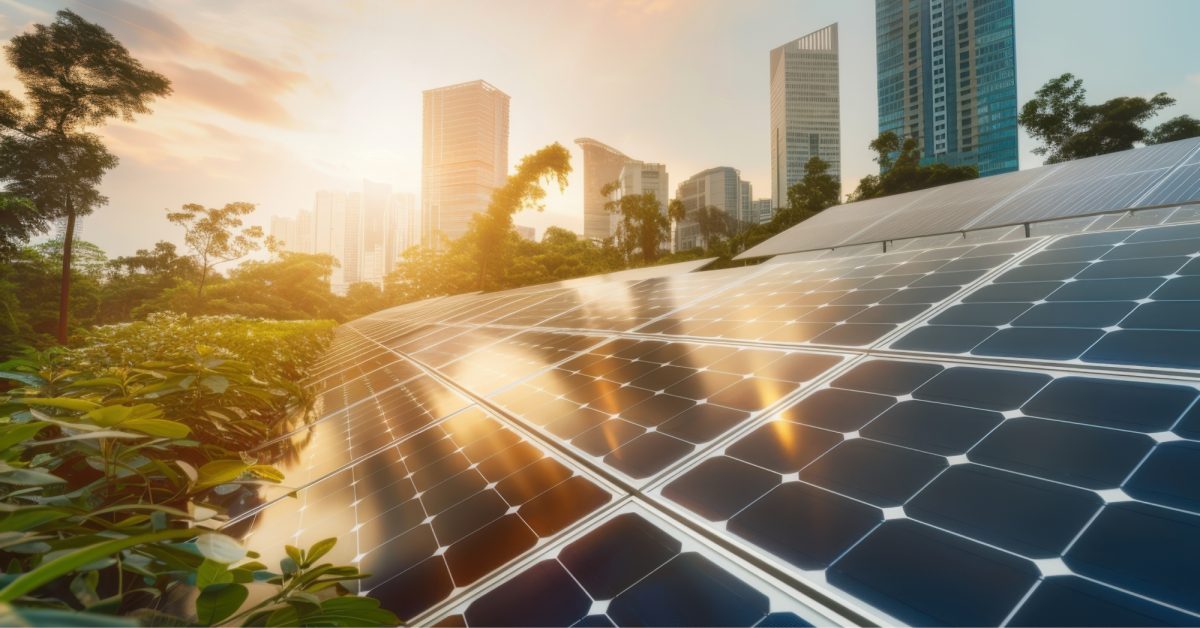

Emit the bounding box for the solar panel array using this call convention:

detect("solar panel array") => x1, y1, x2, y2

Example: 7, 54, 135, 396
228, 144, 1200, 626
739, 136, 1200, 259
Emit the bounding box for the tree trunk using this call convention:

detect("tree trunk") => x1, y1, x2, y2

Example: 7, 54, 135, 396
56, 211, 75, 344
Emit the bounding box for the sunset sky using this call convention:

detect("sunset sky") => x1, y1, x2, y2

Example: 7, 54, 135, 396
0, 0, 1197, 256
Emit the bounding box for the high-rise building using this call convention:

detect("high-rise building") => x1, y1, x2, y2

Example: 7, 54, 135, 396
515, 225, 536, 241
876, 0, 1018, 176
421, 80, 510, 245
359, 179, 392, 284
313, 190, 349, 291
390, 192, 418, 262
271, 210, 315, 254
342, 192, 362, 284
770, 23, 841, 209
675, 167, 753, 251
575, 138, 633, 241
751, 198, 774, 224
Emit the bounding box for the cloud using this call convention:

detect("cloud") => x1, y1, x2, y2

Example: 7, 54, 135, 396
162, 62, 296, 126
1188, 73, 1200, 88
70, 0, 307, 127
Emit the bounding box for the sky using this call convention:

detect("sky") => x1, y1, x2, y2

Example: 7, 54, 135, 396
0, 0, 1197, 257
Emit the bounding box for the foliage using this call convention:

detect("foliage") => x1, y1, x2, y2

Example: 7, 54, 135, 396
474, 143, 571, 291
166, 203, 266, 298
1020, 73, 1197, 163
0, 314, 394, 626
849, 131, 978, 201
602, 185, 671, 264
0, 9, 170, 343
786, 156, 840, 214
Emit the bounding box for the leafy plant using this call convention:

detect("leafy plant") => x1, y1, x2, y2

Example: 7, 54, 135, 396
0, 315, 396, 626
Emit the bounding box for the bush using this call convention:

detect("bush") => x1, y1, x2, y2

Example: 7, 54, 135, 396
0, 314, 397, 626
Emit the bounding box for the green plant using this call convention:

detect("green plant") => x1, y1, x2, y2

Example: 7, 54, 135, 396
0, 315, 396, 626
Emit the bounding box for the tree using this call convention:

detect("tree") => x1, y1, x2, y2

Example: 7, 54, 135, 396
1148, 115, 1200, 145
849, 131, 977, 201
667, 198, 686, 252
785, 155, 841, 216
474, 143, 571, 290
1020, 73, 1195, 163
0, 9, 170, 343
167, 202, 265, 297
694, 206, 732, 251
604, 189, 670, 264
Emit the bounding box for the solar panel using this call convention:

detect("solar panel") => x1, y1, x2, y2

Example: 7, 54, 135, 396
229, 142, 1200, 626
738, 137, 1200, 260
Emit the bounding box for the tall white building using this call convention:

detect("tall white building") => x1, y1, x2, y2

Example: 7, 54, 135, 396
608, 161, 669, 252
358, 179, 392, 285
751, 199, 774, 224
770, 23, 841, 209
313, 190, 349, 290
390, 192, 418, 262
421, 80, 510, 245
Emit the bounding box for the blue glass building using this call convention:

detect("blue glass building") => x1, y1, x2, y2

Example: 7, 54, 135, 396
876, 0, 1018, 177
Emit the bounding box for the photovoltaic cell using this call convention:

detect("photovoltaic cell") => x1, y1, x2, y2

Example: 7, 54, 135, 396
892, 222, 1200, 370
653, 357, 1200, 624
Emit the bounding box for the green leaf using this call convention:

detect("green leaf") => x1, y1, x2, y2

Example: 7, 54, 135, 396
196, 559, 234, 589
246, 464, 284, 483
0, 507, 71, 533
0, 421, 49, 452
195, 460, 249, 489
284, 544, 303, 567
122, 418, 190, 439
18, 397, 100, 412
0, 371, 44, 386
0, 467, 64, 486
0, 603, 138, 626
195, 533, 245, 564
196, 582, 248, 625
200, 375, 230, 394
0, 527, 199, 603
304, 537, 338, 567
84, 403, 161, 427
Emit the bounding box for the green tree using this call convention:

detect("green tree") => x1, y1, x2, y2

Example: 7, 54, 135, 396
99, 241, 198, 323
1020, 73, 1196, 163
787, 156, 841, 213
1148, 115, 1200, 145
694, 205, 732, 251
167, 202, 265, 297
474, 143, 571, 290
603, 185, 670, 264
849, 131, 977, 201
0, 9, 170, 343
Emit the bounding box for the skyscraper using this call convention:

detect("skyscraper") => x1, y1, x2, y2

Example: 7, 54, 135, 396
389, 192, 418, 262
770, 23, 841, 209
876, 0, 1018, 176
359, 179, 392, 284
675, 167, 753, 251
313, 190, 349, 291
421, 80, 510, 245
575, 138, 633, 241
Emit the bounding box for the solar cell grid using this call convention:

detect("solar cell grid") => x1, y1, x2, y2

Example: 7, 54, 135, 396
652, 357, 1200, 625
892, 221, 1200, 370
640, 239, 1034, 348
230, 405, 616, 622
487, 337, 843, 482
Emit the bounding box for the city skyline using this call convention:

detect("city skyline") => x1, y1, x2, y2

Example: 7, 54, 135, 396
0, 0, 1195, 257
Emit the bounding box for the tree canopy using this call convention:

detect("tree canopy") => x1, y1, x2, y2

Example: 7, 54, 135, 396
1020, 73, 1199, 163
849, 131, 978, 201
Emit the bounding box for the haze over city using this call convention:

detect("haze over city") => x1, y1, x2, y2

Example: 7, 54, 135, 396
0, 0, 1196, 259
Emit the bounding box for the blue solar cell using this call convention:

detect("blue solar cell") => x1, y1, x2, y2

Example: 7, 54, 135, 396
1084, 329, 1200, 370
727, 482, 882, 570
963, 280, 1062, 302
725, 421, 843, 473
891, 325, 994, 353
777, 388, 896, 432
1103, 238, 1200, 260
913, 366, 1051, 410
1124, 441, 1200, 513
995, 262, 1087, 282
969, 417, 1154, 489
930, 302, 1032, 325
800, 439, 947, 507
1047, 277, 1163, 301
905, 464, 1102, 557
1151, 275, 1200, 300
573, 615, 615, 627
1077, 256, 1188, 279
1177, 402, 1200, 439
663, 456, 781, 521
1008, 576, 1198, 627
861, 400, 1003, 455
828, 519, 1039, 626
463, 560, 592, 627
1012, 301, 1137, 327
607, 553, 771, 627
1123, 301, 1200, 330
974, 327, 1106, 360
558, 513, 680, 600
1024, 376, 1196, 432
1066, 502, 1200, 614
829, 359, 943, 395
